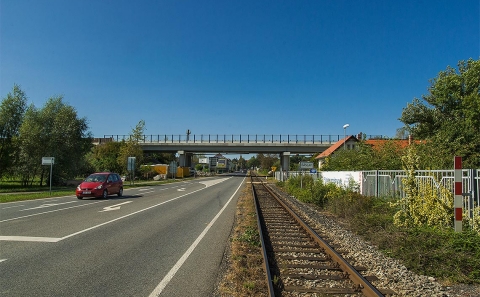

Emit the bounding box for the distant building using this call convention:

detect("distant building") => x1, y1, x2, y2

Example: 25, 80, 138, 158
315, 134, 422, 169
315, 135, 358, 169
209, 153, 231, 173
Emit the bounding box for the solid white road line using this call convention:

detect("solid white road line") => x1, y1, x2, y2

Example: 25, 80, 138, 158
0, 200, 106, 223
0, 178, 233, 243
0, 236, 61, 242
148, 177, 245, 297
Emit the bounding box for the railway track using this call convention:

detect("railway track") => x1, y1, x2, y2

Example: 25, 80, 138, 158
250, 175, 396, 296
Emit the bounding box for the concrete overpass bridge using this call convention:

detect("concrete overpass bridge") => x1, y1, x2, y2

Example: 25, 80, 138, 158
101, 134, 355, 170
102, 134, 344, 154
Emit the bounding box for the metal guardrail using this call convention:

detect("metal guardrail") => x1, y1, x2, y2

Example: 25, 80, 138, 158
102, 134, 387, 144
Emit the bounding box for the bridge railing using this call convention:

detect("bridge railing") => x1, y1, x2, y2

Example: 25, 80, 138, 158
103, 134, 387, 144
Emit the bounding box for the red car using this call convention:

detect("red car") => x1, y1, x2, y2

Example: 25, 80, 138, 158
76, 172, 123, 199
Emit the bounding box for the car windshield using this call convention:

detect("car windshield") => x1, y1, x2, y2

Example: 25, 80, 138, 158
85, 174, 107, 182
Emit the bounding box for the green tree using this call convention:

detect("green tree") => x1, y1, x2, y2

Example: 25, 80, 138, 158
246, 155, 260, 170
256, 153, 278, 171
16, 97, 92, 185
118, 120, 145, 175
87, 141, 123, 173
16, 105, 43, 185
320, 140, 405, 171
143, 152, 176, 165
371, 140, 404, 170
399, 58, 480, 168
237, 155, 246, 169
0, 84, 27, 177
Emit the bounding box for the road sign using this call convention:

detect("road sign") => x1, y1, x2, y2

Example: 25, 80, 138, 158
42, 157, 55, 165
310, 169, 317, 174
299, 161, 313, 169
271, 166, 277, 172
41, 157, 55, 195
127, 157, 136, 171
169, 161, 178, 173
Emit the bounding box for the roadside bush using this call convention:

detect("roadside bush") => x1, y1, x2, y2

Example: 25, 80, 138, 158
284, 175, 337, 207
391, 146, 455, 230
278, 169, 480, 284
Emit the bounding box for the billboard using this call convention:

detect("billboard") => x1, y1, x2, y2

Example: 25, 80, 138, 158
217, 158, 227, 168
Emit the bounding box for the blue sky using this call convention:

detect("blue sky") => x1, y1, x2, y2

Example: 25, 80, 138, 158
1, 0, 479, 140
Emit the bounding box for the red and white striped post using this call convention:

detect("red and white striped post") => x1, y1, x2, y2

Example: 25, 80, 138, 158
454, 156, 463, 232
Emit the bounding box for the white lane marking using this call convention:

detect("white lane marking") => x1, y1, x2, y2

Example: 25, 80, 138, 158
1, 177, 237, 242
20, 201, 77, 211
139, 188, 155, 191
0, 200, 106, 223
1, 205, 25, 210
199, 178, 230, 188
177, 188, 185, 192
141, 191, 155, 195
0, 259, 7, 263
0, 236, 61, 242
99, 201, 133, 212
148, 177, 244, 297
59, 185, 215, 241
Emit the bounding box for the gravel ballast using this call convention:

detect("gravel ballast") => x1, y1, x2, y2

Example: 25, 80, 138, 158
266, 184, 480, 297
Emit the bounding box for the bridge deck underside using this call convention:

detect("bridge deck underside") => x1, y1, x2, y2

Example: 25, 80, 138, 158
140, 143, 331, 154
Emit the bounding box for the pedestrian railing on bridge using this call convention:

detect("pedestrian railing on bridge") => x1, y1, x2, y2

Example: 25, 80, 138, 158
102, 134, 386, 144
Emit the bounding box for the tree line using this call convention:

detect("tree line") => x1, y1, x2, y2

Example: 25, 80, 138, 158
1, 58, 479, 186
0, 87, 170, 186
0, 85, 91, 185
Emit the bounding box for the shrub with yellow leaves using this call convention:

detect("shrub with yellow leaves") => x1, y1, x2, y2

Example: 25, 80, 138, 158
391, 145, 454, 229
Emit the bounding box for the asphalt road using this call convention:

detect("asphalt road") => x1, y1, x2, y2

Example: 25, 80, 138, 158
0, 175, 246, 296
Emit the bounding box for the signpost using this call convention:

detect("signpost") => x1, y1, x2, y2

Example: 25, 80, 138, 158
199, 157, 208, 173
299, 162, 313, 189
42, 157, 55, 195
169, 161, 178, 180
128, 157, 136, 185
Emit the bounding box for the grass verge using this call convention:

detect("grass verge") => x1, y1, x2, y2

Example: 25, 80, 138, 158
345, 199, 480, 284
217, 186, 268, 296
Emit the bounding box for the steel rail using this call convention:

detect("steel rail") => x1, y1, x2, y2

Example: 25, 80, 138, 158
260, 181, 385, 297
250, 176, 276, 297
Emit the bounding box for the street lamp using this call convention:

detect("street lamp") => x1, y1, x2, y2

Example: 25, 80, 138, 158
343, 124, 349, 150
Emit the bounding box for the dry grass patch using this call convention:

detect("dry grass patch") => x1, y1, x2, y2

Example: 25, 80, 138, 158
217, 186, 268, 297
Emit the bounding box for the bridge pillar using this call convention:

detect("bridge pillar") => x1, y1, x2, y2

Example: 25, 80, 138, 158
185, 153, 193, 168
178, 151, 193, 168
178, 151, 186, 167
280, 152, 290, 181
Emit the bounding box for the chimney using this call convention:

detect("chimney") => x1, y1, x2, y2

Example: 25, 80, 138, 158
357, 132, 362, 140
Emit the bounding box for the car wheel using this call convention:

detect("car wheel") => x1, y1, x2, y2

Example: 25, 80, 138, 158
102, 189, 108, 199
77, 196, 83, 200
117, 187, 123, 197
